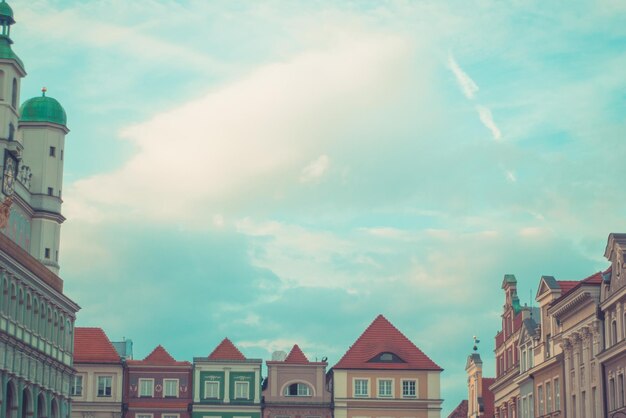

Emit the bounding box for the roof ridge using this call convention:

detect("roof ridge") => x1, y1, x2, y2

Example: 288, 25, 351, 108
284, 344, 309, 364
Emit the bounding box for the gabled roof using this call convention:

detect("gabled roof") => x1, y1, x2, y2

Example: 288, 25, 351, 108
556, 280, 579, 295
333, 315, 442, 371
552, 272, 603, 306
605, 233, 626, 259
285, 344, 309, 364
126, 345, 191, 366
208, 338, 246, 361
74, 328, 121, 364
447, 400, 468, 418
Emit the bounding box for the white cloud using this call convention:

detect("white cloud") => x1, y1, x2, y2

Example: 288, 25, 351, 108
65, 32, 413, 225
300, 154, 330, 183
505, 170, 517, 182
476, 105, 502, 140
447, 54, 479, 99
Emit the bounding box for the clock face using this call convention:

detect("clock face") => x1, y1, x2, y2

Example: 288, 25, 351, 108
3, 153, 16, 196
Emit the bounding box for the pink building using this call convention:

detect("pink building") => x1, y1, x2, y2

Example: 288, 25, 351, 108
262, 345, 332, 418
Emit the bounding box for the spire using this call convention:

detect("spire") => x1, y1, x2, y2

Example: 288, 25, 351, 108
41, 87, 47, 97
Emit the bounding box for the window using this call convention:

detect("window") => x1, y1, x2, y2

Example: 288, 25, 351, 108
546, 334, 551, 357
8, 123, 14, 141
592, 387, 597, 418
163, 415, 179, 418
137, 414, 152, 418
528, 346, 534, 368
139, 379, 154, 397
354, 379, 368, 397
47, 187, 53, 196
538, 385, 544, 415
380, 353, 393, 361
612, 321, 618, 346
49, 147, 56, 157
582, 391, 586, 418
620, 374, 625, 408
378, 379, 392, 397
44, 248, 50, 259
97, 376, 112, 397
572, 395, 577, 418
11, 78, 16, 108
546, 381, 552, 413
204, 381, 219, 399
521, 349, 526, 371
70, 375, 83, 396
581, 366, 585, 387
402, 380, 416, 397
610, 378, 616, 410
163, 379, 178, 397
529, 393, 534, 418
234, 381, 249, 399
283, 383, 311, 396
555, 378, 560, 410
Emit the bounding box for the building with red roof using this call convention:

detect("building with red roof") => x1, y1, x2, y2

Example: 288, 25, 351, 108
192, 338, 262, 418
331, 315, 443, 418
71, 328, 123, 418
262, 344, 332, 418
124, 345, 193, 418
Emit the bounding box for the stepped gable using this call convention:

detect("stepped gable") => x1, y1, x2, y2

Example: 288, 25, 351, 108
447, 400, 468, 418
284, 344, 309, 364
127, 345, 190, 366
208, 338, 246, 361
74, 327, 120, 364
334, 314, 442, 370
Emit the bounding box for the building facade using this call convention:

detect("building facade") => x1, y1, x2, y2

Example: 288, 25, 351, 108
192, 339, 262, 418
71, 328, 123, 418
549, 272, 604, 418
124, 346, 192, 418
599, 234, 626, 417
332, 315, 443, 418
0, 3, 79, 418
465, 352, 494, 418
262, 344, 332, 418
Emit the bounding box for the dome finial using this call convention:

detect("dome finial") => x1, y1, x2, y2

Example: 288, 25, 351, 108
41, 86, 47, 97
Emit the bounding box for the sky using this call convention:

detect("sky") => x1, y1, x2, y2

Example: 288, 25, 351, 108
8, 0, 626, 415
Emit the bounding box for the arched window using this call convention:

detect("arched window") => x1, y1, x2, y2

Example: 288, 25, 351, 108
46, 306, 52, 340
58, 315, 65, 348
39, 302, 46, 336
11, 78, 17, 109
25, 292, 31, 328
52, 311, 59, 344
283, 383, 312, 397
32, 297, 39, 332
10, 282, 16, 319
17, 287, 23, 324
612, 320, 618, 346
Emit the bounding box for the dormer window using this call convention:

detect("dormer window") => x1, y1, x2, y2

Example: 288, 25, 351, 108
368, 352, 404, 363
284, 383, 311, 397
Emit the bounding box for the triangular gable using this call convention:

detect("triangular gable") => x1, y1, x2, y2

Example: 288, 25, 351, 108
284, 344, 309, 364
208, 338, 246, 361
126, 345, 191, 366
334, 315, 441, 370
465, 353, 482, 370
536, 275, 558, 299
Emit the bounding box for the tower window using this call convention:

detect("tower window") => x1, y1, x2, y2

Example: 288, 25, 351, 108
44, 248, 50, 259
49, 147, 56, 157
61, 150, 64, 160
8, 123, 14, 141
11, 78, 17, 109
47, 187, 53, 196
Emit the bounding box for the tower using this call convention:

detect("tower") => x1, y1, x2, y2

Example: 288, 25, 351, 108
19, 88, 68, 274
0, 0, 24, 149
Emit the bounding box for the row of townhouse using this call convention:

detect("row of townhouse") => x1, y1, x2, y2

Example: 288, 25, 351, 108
70, 315, 444, 418
452, 233, 626, 418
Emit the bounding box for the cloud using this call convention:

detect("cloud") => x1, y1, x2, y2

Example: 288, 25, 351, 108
476, 105, 502, 140
447, 54, 479, 99
505, 170, 517, 182
300, 154, 330, 183
65, 32, 413, 225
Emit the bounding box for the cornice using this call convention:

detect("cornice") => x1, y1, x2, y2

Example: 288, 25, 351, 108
550, 291, 595, 319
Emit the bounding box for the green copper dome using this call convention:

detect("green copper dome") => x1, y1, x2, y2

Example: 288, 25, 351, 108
20, 90, 67, 126
0, 1, 14, 21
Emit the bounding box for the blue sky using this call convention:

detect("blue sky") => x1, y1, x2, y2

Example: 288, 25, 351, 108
10, 0, 626, 415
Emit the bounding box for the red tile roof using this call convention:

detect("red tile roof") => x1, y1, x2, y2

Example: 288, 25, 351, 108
126, 345, 191, 366
333, 315, 442, 370
208, 338, 246, 361
447, 400, 468, 418
553, 272, 603, 306
556, 280, 579, 295
284, 344, 309, 364
74, 328, 120, 364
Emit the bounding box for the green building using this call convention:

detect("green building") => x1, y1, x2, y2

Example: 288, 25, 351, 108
192, 338, 261, 418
